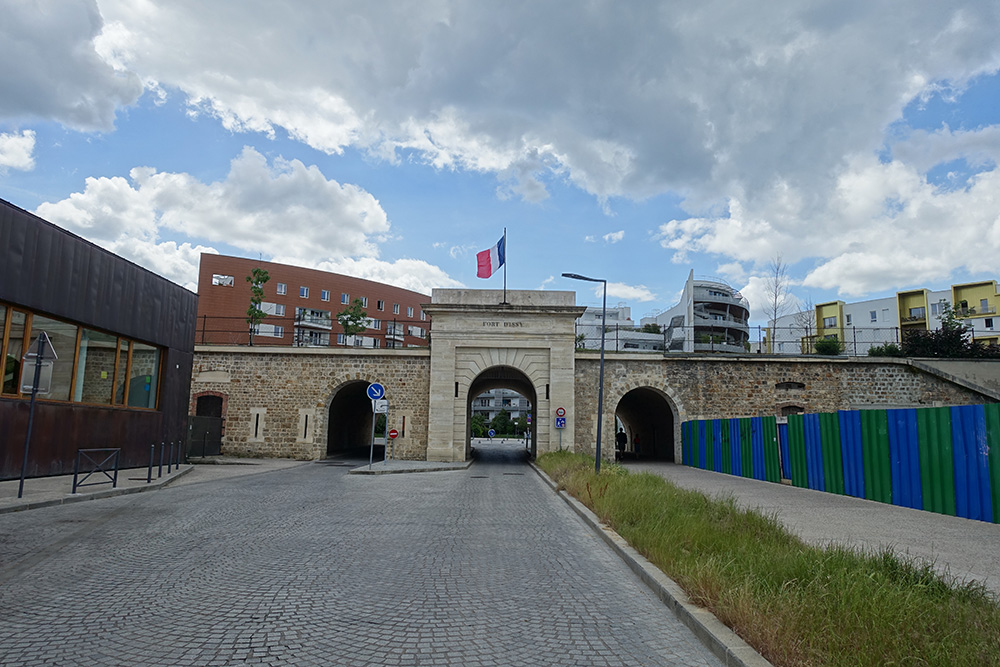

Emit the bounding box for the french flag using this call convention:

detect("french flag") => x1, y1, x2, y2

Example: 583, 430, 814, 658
476, 234, 506, 279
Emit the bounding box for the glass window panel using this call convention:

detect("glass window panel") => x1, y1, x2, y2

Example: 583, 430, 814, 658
128, 342, 160, 409
26, 314, 78, 401
114, 339, 130, 405
73, 329, 118, 404
3, 310, 26, 394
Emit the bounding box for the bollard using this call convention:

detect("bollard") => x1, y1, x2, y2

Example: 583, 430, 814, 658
167, 441, 173, 474
158, 441, 164, 478
71, 453, 81, 494
147, 443, 155, 483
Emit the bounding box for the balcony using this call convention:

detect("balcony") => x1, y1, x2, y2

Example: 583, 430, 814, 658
295, 313, 332, 330
956, 305, 996, 318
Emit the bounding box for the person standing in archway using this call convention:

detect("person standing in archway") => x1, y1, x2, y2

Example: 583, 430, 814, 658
615, 428, 627, 460
633, 433, 641, 459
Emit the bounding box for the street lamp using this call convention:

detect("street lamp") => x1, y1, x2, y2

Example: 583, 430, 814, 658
562, 272, 606, 474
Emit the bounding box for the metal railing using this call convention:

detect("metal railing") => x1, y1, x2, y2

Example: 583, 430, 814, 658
71, 448, 121, 494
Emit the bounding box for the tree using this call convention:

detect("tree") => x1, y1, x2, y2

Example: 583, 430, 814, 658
245, 267, 270, 346
470, 413, 489, 438
637, 322, 661, 334
337, 298, 368, 345
515, 414, 527, 436
490, 409, 513, 436
575, 333, 587, 349
762, 254, 792, 351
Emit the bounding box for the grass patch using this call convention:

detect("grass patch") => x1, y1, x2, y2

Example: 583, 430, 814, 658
538, 450, 1000, 667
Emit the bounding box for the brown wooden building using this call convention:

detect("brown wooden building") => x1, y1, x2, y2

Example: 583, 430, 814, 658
0, 199, 197, 479
196, 254, 431, 349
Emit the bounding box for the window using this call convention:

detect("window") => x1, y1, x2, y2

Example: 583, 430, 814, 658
337, 333, 346, 345
373, 339, 380, 349
420, 310, 426, 321
2, 308, 25, 395
341, 293, 349, 304
870, 310, 877, 322
74, 328, 118, 404
392, 303, 400, 314
908, 307, 926, 320
823, 316, 837, 328
407, 307, 414, 318
275, 304, 285, 317
377, 300, 384, 311
845, 314, 852, 325
299, 286, 309, 298
360, 296, 368, 308
128, 342, 160, 408
987, 318, 994, 329
320, 290, 330, 302
272, 325, 284, 338
982, 299, 990, 311
26, 314, 78, 401
211, 274, 234, 287
113, 339, 129, 405
276, 282, 287, 295
367, 319, 381, 330
931, 300, 949, 317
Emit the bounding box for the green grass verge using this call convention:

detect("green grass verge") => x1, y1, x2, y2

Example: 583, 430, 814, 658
537, 450, 1000, 667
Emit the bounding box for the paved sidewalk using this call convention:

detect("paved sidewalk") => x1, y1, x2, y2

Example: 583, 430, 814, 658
629, 462, 1000, 596
0, 457, 309, 514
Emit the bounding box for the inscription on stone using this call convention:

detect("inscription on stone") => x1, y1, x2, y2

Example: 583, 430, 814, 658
482, 321, 524, 328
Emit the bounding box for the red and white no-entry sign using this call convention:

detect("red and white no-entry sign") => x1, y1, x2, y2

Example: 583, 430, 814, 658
555, 407, 566, 417
388, 429, 399, 439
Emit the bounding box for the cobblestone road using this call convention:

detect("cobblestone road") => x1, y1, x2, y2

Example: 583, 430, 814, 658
0, 444, 722, 666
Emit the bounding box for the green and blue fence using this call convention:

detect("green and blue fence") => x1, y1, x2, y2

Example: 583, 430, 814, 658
681, 403, 1000, 523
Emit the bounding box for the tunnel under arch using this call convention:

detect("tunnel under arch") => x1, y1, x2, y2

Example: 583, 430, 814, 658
466, 365, 538, 459
614, 387, 676, 462
327, 380, 378, 457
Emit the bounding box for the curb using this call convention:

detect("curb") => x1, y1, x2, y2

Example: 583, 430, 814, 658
529, 462, 772, 667
0, 466, 193, 515
349, 460, 474, 475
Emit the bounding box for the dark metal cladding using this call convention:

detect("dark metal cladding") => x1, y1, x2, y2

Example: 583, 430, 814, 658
0, 198, 198, 480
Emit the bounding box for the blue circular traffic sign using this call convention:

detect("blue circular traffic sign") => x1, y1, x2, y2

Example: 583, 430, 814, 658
367, 382, 385, 400
487, 429, 496, 438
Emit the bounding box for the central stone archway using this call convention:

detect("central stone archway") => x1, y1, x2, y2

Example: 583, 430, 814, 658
423, 289, 585, 462
467, 365, 538, 458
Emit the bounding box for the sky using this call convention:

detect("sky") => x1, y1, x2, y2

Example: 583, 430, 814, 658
2, 1, 1000, 326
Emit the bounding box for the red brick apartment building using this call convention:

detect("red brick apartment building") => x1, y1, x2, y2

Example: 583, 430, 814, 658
196, 254, 431, 348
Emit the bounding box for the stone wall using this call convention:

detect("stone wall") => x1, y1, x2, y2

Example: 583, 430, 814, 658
574, 354, 996, 462
191, 346, 430, 460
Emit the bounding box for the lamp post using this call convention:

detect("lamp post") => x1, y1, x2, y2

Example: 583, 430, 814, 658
562, 272, 606, 474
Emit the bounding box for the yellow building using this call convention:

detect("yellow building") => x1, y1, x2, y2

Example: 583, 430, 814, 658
951, 281, 1000, 345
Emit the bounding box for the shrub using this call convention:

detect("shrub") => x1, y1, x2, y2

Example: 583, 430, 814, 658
814, 337, 843, 355
868, 342, 904, 357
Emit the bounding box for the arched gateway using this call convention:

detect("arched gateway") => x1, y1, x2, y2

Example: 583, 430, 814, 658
423, 289, 584, 462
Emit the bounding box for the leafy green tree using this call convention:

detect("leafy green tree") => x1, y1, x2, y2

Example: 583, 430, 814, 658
245, 267, 270, 346
575, 333, 587, 349
337, 298, 368, 344
901, 305, 1000, 358
470, 413, 489, 438
490, 409, 513, 436
813, 337, 843, 355
515, 415, 527, 436
638, 323, 661, 334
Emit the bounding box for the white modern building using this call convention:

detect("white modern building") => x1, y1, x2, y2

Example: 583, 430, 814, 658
471, 388, 531, 421
639, 271, 750, 354
574, 304, 665, 352
769, 280, 1000, 355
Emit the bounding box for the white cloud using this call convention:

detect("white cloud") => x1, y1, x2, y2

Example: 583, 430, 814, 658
603, 282, 656, 302
7, 2, 1000, 299
537, 275, 555, 290
1, 0, 142, 130
583, 235, 596, 243
603, 230, 625, 244
0, 130, 36, 171
34, 146, 458, 291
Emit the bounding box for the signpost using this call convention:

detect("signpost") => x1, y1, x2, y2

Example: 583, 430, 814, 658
555, 407, 567, 451
19, 332, 58, 498
487, 428, 495, 442
368, 382, 387, 469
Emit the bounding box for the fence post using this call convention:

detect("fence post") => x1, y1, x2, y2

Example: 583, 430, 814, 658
72, 451, 81, 494
853, 326, 857, 356
167, 442, 173, 474
147, 443, 155, 483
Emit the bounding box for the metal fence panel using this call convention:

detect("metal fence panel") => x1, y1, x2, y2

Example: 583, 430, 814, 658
739, 418, 753, 478
950, 405, 993, 523
819, 412, 844, 495
838, 410, 865, 499
711, 419, 724, 473
778, 422, 791, 480
720, 419, 732, 475
696, 419, 706, 469
729, 418, 743, 477
916, 406, 955, 516
986, 403, 1000, 523
786, 415, 808, 487
887, 409, 922, 510
803, 413, 824, 491
860, 409, 892, 504
761, 417, 780, 483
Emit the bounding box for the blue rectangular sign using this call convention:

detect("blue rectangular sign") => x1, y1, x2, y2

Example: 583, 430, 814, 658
555, 417, 566, 429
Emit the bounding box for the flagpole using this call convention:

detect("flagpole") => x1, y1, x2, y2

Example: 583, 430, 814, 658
503, 227, 507, 304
